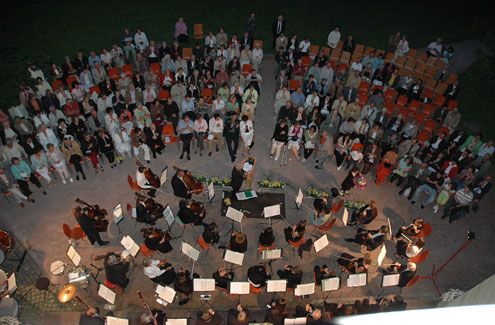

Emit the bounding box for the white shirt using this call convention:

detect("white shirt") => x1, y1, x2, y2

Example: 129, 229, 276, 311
194, 119, 208, 133
351, 61, 363, 72
136, 170, 152, 189
298, 40, 311, 53
252, 48, 263, 61
100, 52, 112, 65
327, 30, 341, 48
209, 118, 224, 133
205, 35, 217, 48
212, 99, 225, 112
135, 32, 149, 50
143, 260, 166, 278
240, 120, 253, 135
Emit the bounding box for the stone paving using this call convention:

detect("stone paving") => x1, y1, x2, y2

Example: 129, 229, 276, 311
0, 54, 494, 324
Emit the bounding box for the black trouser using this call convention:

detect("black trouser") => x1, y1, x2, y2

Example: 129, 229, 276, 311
180, 133, 193, 155
226, 136, 239, 159
69, 154, 85, 175
304, 148, 315, 159
390, 173, 406, 186
148, 139, 165, 158
399, 176, 420, 199
102, 149, 115, 164
334, 150, 346, 167
87, 230, 106, 246
17, 173, 42, 197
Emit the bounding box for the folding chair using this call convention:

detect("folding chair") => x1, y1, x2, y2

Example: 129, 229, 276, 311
289, 79, 301, 91
140, 242, 155, 258
241, 64, 252, 76
424, 120, 437, 132
122, 64, 133, 77
330, 48, 342, 62
108, 67, 120, 80
353, 44, 365, 55
415, 223, 432, 239
182, 48, 193, 60
358, 81, 370, 96
357, 94, 368, 107
408, 249, 429, 264
197, 235, 212, 257
384, 88, 397, 103
309, 45, 319, 57
339, 51, 351, 64
249, 284, 262, 294
150, 63, 161, 75
194, 24, 204, 39
396, 95, 408, 108
310, 218, 336, 237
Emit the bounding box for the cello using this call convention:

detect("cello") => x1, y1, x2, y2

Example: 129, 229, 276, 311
172, 165, 204, 194
75, 198, 109, 232
136, 160, 161, 188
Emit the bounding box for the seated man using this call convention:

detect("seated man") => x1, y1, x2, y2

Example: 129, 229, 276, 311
347, 201, 378, 226
314, 264, 336, 285
135, 194, 159, 225
383, 261, 417, 288
177, 199, 206, 225
142, 258, 176, 286
171, 169, 192, 199
441, 186, 474, 223
276, 265, 303, 289
229, 231, 248, 253
141, 227, 173, 253
345, 225, 389, 251
258, 227, 275, 248
202, 222, 220, 245
212, 266, 234, 290
247, 264, 271, 288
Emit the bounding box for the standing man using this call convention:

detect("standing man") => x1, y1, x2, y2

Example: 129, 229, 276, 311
208, 113, 224, 157
224, 112, 240, 162
327, 26, 341, 49
272, 15, 286, 48
73, 206, 109, 246
245, 13, 256, 37
231, 160, 247, 200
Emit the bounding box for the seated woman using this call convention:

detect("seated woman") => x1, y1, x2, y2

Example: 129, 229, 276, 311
174, 268, 193, 305
383, 261, 417, 287
395, 218, 424, 238
277, 265, 303, 289
142, 258, 176, 286
177, 199, 206, 226
310, 206, 333, 227
202, 222, 220, 245
135, 194, 160, 225
345, 225, 389, 251
247, 264, 271, 288
212, 266, 234, 290
141, 227, 173, 253
258, 227, 275, 248
314, 264, 336, 285
230, 231, 248, 253
284, 220, 306, 243
347, 200, 378, 226
337, 253, 371, 274
396, 237, 425, 259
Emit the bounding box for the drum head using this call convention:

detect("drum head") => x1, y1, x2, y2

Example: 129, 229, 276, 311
50, 261, 65, 275
0, 230, 15, 254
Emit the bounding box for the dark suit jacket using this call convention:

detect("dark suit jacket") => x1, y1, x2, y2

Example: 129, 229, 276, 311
471, 178, 492, 201
171, 174, 190, 198
272, 19, 286, 35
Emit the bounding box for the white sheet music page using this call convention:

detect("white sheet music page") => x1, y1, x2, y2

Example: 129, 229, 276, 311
347, 273, 367, 287
98, 284, 116, 304
263, 204, 280, 218
66, 245, 81, 266
294, 282, 315, 296
377, 244, 387, 266
120, 236, 139, 257
267, 280, 287, 292
261, 249, 282, 260
155, 285, 176, 303
106, 316, 129, 325
226, 206, 244, 222
342, 207, 349, 226
313, 234, 329, 253
229, 282, 250, 294
224, 249, 244, 266
321, 277, 340, 292
163, 205, 175, 226
166, 319, 188, 325
181, 242, 200, 261
193, 278, 215, 291
113, 203, 123, 223
382, 273, 400, 287
295, 188, 303, 206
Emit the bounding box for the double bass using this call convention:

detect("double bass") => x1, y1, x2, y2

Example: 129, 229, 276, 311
136, 160, 161, 188
172, 165, 204, 194
75, 198, 109, 232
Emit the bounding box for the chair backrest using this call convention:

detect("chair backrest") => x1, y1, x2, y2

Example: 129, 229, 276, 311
108, 67, 119, 80
182, 48, 193, 60
71, 225, 85, 240
409, 249, 429, 263
126, 203, 132, 212
419, 223, 432, 238
62, 223, 72, 239
140, 242, 154, 257
309, 45, 319, 56
197, 235, 210, 249
319, 218, 337, 231
127, 175, 134, 189
354, 44, 365, 55
406, 275, 421, 287
150, 63, 160, 75
301, 56, 312, 67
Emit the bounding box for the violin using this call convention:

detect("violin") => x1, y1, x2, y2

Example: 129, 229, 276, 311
173, 165, 204, 194
189, 200, 205, 216
75, 198, 109, 232
144, 198, 165, 217
136, 160, 161, 188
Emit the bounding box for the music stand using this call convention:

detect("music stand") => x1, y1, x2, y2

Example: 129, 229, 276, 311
120, 236, 139, 257
321, 277, 340, 299
155, 285, 176, 304
267, 279, 287, 299
106, 316, 129, 325
221, 207, 244, 237
224, 249, 244, 272
160, 166, 168, 187
162, 205, 177, 237
112, 203, 124, 234
284, 318, 307, 325
98, 284, 116, 304
294, 282, 315, 298
382, 273, 400, 287
193, 278, 215, 309
377, 244, 387, 267
229, 282, 250, 295
181, 242, 200, 275
263, 204, 281, 227
313, 234, 329, 254
66, 245, 81, 266
347, 273, 367, 287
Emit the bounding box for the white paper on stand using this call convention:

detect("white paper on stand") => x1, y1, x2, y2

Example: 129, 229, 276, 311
342, 207, 349, 226
181, 242, 200, 261
224, 249, 244, 266
166, 319, 188, 325
313, 234, 329, 253
67, 245, 81, 266
295, 188, 303, 207
113, 203, 124, 224
261, 249, 282, 260
160, 167, 168, 186
7, 273, 17, 294
226, 207, 244, 223
155, 285, 176, 303
120, 236, 139, 257
98, 284, 116, 304
347, 273, 367, 287
267, 280, 287, 292
377, 244, 387, 266
294, 282, 315, 296
106, 316, 129, 325
263, 205, 281, 218
163, 205, 175, 226
284, 318, 307, 325
208, 181, 215, 201
193, 278, 215, 291
382, 273, 400, 287
321, 277, 340, 291
229, 282, 250, 294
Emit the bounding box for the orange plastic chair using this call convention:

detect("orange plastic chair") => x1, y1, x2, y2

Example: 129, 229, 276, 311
258, 242, 276, 254
162, 122, 177, 144
197, 235, 211, 250
331, 199, 344, 214
301, 56, 312, 68
62, 223, 87, 245
385, 103, 396, 116
108, 67, 119, 80
289, 79, 301, 91
357, 94, 368, 107
416, 223, 432, 239
309, 45, 319, 57
194, 24, 204, 39
408, 100, 422, 113
140, 243, 155, 257
66, 75, 79, 89
384, 88, 397, 103
330, 48, 342, 61
422, 103, 434, 118
396, 95, 408, 108
433, 95, 446, 107
447, 100, 458, 110
434, 83, 448, 96
408, 250, 429, 264
340, 51, 351, 64
358, 81, 370, 95
336, 40, 344, 49
317, 218, 337, 232
150, 63, 160, 75
424, 120, 437, 132
127, 175, 142, 192
241, 64, 253, 76
288, 237, 305, 249
421, 88, 434, 101
321, 47, 331, 57
249, 284, 262, 294
437, 126, 450, 136
395, 56, 406, 68
416, 52, 427, 63
182, 48, 192, 60
353, 44, 365, 55
384, 52, 395, 63
158, 89, 170, 101
416, 129, 431, 144
122, 64, 133, 77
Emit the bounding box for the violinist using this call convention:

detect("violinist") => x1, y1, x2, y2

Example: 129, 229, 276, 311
212, 266, 234, 290
142, 258, 176, 286
174, 268, 194, 305
284, 220, 306, 243
258, 227, 275, 248
141, 227, 173, 253
72, 206, 109, 246
347, 200, 378, 226
344, 225, 389, 251
314, 264, 336, 285
136, 166, 156, 197
202, 222, 220, 245
337, 253, 371, 274
395, 218, 424, 238
104, 252, 130, 289
177, 199, 206, 226
229, 231, 248, 253
383, 261, 417, 287
247, 264, 271, 288
171, 169, 192, 199
276, 264, 303, 289
135, 194, 162, 225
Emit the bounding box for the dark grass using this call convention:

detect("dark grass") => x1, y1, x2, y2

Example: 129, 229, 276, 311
0, 0, 491, 113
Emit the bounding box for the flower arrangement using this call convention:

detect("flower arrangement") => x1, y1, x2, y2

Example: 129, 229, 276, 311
257, 178, 287, 189
344, 200, 367, 210
193, 175, 231, 187
440, 289, 464, 302
304, 187, 329, 198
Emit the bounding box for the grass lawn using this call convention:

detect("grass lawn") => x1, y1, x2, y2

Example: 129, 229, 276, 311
0, 0, 492, 114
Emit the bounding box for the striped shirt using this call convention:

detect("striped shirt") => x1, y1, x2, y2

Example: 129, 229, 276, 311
454, 189, 473, 206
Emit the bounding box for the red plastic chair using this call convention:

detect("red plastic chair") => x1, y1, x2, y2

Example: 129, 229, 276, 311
357, 94, 368, 106
437, 126, 450, 136
330, 199, 344, 214
396, 95, 408, 108
424, 120, 437, 132
447, 100, 458, 110
358, 81, 370, 96
408, 100, 422, 112
408, 249, 429, 263
289, 79, 301, 91
150, 63, 161, 75
384, 88, 397, 103
122, 64, 133, 77
385, 102, 396, 115
51, 79, 64, 90
422, 103, 434, 118
66, 75, 79, 89
417, 129, 431, 144
241, 64, 253, 76
317, 218, 337, 232
249, 284, 262, 294
301, 56, 312, 68
140, 242, 155, 257
258, 242, 276, 254
197, 235, 211, 257
433, 95, 446, 107
415, 223, 432, 239
158, 89, 170, 101
89, 85, 100, 96
288, 237, 305, 249
108, 67, 119, 80
127, 175, 142, 192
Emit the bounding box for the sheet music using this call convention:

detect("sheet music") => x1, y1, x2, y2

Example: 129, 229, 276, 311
160, 166, 168, 186
106, 316, 129, 325
156, 297, 168, 306
347, 273, 367, 287
313, 234, 329, 253
208, 181, 215, 201
295, 188, 303, 206
120, 236, 139, 257
261, 249, 282, 260
226, 207, 244, 223
267, 280, 287, 292
166, 319, 188, 325
155, 285, 176, 303
7, 273, 16, 294
163, 205, 175, 226
263, 204, 281, 218
113, 203, 124, 224
193, 278, 215, 291
181, 242, 200, 261
229, 282, 250, 294
342, 207, 349, 226
382, 273, 400, 287
387, 217, 393, 237
377, 244, 387, 266
294, 283, 315, 296
67, 245, 81, 266
98, 284, 116, 304
321, 277, 340, 292
224, 249, 244, 266
284, 318, 307, 325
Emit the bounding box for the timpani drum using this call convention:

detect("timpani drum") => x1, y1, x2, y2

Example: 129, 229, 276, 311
0, 230, 15, 256
50, 261, 65, 275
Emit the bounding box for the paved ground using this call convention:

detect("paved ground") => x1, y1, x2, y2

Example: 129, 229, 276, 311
1, 53, 493, 324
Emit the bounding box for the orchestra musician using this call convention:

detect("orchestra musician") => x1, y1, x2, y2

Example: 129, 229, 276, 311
142, 258, 176, 286
314, 264, 336, 285
337, 253, 371, 274
202, 222, 220, 245
212, 266, 234, 290
79, 306, 104, 325
395, 217, 424, 238
276, 264, 303, 289
141, 227, 173, 253
139, 309, 167, 325
229, 231, 248, 253
174, 268, 194, 305
383, 261, 417, 287
135, 194, 163, 225
284, 220, 306, 243
247, 264, 271, 288
136, 165, 156, 197
258, 227, 276, 248
396, 237, 425, 259
72, 206, 109, 246
171, 167, 203, 199
344, 225, 389, 251
104, 252, 130, 289
347, 200, 378, 226
177, 199, 206, 226
231, 160, 247, 199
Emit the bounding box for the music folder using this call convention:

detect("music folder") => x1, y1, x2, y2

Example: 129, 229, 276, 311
382, 273, 400, 287
193, 278, 215, 291
224, 249, 244, 266
120, 235, 139, 257
294, 283, 315, 296
98, 284, 116, 304
377, 244, 387, 266
166, 320, 188, 325
229, 282, 250, 294
342, 207, 349, 226
263, 204, 281, 218
66, 245, 81, 266
267, 280, 287, 293
347, 273, 367, 287
163, 205, 175, 226
160, 166, 168, 186
155, 285, 176, 303
106, 316, 129, 325
181, 242, 200, 261
284, 318, 307, 325
321, 277, 340, 292
295, 188, 304, 207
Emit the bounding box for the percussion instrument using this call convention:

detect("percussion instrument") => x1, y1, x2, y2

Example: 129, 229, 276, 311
0, 230, 15, 256
67, 266, 90, 288
57, 284, 77, 303
50, 261, 65, 275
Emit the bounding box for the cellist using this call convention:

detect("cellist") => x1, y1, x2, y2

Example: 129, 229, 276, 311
136, 165, 156, 197
171, 167, 203, 199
